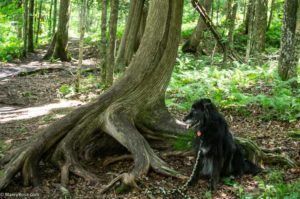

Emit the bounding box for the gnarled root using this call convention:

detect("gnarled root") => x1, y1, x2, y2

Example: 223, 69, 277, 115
235, 137, 298, 168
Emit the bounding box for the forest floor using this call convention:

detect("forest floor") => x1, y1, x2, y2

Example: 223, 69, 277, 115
0, 41, 299, 199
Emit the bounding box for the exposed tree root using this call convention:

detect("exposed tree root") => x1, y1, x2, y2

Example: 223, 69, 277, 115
235, 137, 298, 168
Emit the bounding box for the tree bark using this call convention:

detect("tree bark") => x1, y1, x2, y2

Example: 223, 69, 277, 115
44, 0, 71, 61
105, 0, 119, 86
28, 0, 35, 52
278, 0, 299, 86
23, 0, 29, 57
115, 0, 145, 70
48, 0, 53, 35
52, 0, 58, 35
267, 0, 275, 30
35, 0, 43, 45
100, 0, 108, 81
0, 0, 186, 191
182, 0, 212, 54
76, 0, 88, 92
252, 0, 268, 52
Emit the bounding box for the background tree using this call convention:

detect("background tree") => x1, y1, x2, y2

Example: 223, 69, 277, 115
27, 0, 34, 52
182, 0, 212, 54
76, 0, 88, 92
278, 0, 299, 86
100, 0, 108, 81
105, 0, 119, 86
23, 0, 29, 57
44, 0, 71, 61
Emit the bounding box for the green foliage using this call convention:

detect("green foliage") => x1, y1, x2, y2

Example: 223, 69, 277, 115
58, 84, 76, 97
266, 21, 282, 48
173, 130, 194, 150
166, 53, 300, 122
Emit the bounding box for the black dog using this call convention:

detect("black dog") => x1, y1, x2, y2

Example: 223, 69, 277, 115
183, 98, 261, 191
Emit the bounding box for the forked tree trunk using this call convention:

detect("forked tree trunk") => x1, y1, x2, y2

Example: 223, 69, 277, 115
278, 0, 299, 86
28, 0, 35, 52
115, 0, 145, 70
0, 0, 185, 190
44, 0, 71, 61
182, 0, 212, 54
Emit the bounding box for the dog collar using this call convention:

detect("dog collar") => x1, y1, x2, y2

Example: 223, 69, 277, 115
197, 131, 202, 137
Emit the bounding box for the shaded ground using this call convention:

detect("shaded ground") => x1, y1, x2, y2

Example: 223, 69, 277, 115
0, 44, 299, 199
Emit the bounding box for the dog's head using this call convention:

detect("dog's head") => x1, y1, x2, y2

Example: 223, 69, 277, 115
183, 98, 214, 129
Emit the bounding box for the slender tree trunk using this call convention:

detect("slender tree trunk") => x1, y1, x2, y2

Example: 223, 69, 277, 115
0, 0, 186, 191
52, 0, 58, 35
28, 0, 35, 52
106, 0, 119, 86
223, 2, 238, 63
44, 0, 71, 61
182, 0, 212, 54
253, 0, 268, 52
278, 0, 299, 86
17, 0, 23, 39
100, 0, 108, 81
49, 0, 53, 35
245, 0, 254, 61
23, 0, 29, 57
267, 0, 275, 30
35, 0, 43, 45
115, 0, 145, 70
76, 0, 88, 92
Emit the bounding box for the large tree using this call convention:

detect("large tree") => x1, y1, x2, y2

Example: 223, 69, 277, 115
44, 0, 71, 61
278, 0, 299, 85
0, 0, 185, 190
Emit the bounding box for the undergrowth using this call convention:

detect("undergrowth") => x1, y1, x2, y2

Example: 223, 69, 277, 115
166, 53, 300, 122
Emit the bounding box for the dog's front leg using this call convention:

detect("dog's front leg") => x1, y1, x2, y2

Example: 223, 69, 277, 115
210, 158, 221, 191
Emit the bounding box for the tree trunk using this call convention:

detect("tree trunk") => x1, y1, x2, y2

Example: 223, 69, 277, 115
0, 0, 186, 191
28, 0, 35, 52
100, 0, 108, 81
278, 0, 299, 86
76, 0, 88, 92
17, 0, 23, 39
223, 1, 238, 63
182, 0, 212, 54
35, 0, 43, 45
267, 0, 275, 30
52, 0, 58, 35
245, 0, 255, 61
44, 0, 71, 61
105, 0, 119, 86
48, 0, 53, 35
115, 0, 145, 70
23, 0, 29, 57
252, 0, 268, 52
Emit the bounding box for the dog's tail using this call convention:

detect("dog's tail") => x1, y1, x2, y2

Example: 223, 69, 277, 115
244, 160, 262, 175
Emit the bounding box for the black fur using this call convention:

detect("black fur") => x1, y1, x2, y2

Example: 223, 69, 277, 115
183, 98, 261, 191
